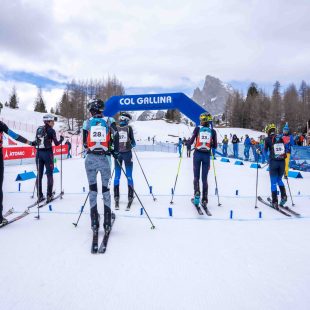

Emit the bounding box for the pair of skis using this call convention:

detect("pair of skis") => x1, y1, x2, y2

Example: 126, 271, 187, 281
0, 208, 30, 228
0, 192, 64, 229
91, 213, 116, 254
191, 198, 212, 216
257, 196, 300, 217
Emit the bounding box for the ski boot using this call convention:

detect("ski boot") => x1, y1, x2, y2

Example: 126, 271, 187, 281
114, 186, 120, 210
37, 194, 45, 204
90, 207, 100, 253
104, 205, 112, 233
0, 217, 8, 228
194, 191, 200, 206
271, 191, 279, 210
46, 192, 55, 203
279, 186, 287, 207
126, 186, 134, 211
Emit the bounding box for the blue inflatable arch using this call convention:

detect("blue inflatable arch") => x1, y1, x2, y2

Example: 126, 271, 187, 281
103, 92, 207, 124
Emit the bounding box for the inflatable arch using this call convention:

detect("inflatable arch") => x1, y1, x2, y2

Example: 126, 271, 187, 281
103, 92, 207, 124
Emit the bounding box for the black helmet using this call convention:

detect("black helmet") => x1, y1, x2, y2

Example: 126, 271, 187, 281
87, 98, 104, 115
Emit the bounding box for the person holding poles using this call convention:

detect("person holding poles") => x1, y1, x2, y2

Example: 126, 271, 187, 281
114, 112, 136, 210
188, 112, 217, 210
35, 114, 64, 204
83, 99, 119, 246
263, 123, 287, 209
0, 121, 37, 227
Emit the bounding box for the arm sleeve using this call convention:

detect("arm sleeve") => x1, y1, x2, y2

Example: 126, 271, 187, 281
7, 129, 29, 145
48, 128, 61, 146
188, 127, 199, 146
129, 126, 136, 147
83, 129, 88, 145
110, 122, 119, 153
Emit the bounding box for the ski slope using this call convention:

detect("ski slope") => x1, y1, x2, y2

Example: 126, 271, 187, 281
1, 152, 310, 310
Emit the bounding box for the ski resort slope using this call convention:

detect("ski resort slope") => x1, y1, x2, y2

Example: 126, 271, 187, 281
1, 152, 310, 310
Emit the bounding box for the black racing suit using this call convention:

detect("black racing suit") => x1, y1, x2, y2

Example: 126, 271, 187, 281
36, 125, 63, 198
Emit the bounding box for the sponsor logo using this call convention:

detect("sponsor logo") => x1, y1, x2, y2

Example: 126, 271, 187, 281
120, 96, 172, 105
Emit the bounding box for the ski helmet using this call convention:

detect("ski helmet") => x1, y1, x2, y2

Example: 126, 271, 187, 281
265, 123, 277, 135
119, 112, 132, 125
200, 112, 212, 125
87, 98, 104, 115
43, 114, 57, 123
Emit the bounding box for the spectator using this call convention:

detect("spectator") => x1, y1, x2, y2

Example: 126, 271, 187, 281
259, 135, 266, 163
232, 134, 240, 158
250, 138, 259, 162
65, 139, 72, 158
0, 102, 3, 115
222, 134, 228, 157
186, 138, 191, 158
177, 138, 183, 158
244, 134, 251, 160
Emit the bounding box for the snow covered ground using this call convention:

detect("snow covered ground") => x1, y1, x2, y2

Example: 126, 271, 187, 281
1, 151, 310, 310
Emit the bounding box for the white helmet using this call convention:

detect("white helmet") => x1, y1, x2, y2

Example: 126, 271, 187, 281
43, 114, 57, 122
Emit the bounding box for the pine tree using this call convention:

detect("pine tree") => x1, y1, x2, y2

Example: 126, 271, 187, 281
9, 86, 19, 109
34, 87, 47, 113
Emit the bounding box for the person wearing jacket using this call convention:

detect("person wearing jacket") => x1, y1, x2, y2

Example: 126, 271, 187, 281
0, 121, 36, 226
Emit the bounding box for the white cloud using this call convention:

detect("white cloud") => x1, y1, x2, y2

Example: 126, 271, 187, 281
0, 0, 310, 98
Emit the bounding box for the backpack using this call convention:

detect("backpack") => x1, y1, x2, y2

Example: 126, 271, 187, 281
36, 126, 47, 149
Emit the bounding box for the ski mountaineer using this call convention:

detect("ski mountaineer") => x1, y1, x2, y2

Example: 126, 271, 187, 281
262, 123, 287, 209
282, 123, 295, 179
83, 99, 119, 238
0, 121, 37, 227
188, 112, 217, 209
35, 114, 64, 203
114, 112, 136, 210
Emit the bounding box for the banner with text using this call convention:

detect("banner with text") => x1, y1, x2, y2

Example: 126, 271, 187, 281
2, 145, 68, 160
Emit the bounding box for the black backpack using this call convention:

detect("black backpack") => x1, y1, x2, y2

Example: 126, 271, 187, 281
36, 126, 47, 148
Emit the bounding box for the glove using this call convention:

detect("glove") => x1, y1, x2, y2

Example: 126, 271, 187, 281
111, 150, 120, 159
29, 141, 37, 147
256, 148, 262, 155
83, 143, 88, 150
131, 142, 136, 148
59, 135, 64, 143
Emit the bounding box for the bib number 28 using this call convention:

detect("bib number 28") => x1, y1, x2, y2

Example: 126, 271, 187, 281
90, 126, 106, 143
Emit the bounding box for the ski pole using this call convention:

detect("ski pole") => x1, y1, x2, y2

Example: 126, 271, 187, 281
285, 177, 295, 207
35, 146, 40, 220
60, 139, 63, 199
254, 155, 259, 209
31, 180, 36, 199
73, 169, 114, 227
73, 192, 90, 227
114, 154, 155, 229
211, 149, 222, 206
132, 148, 157, 201
170, 145, 184, 204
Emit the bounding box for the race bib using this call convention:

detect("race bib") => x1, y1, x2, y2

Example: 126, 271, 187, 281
90, 126, 106, 143
119, 131, 128, 143
199, 131, 211, 144
273, 143, 285, 156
